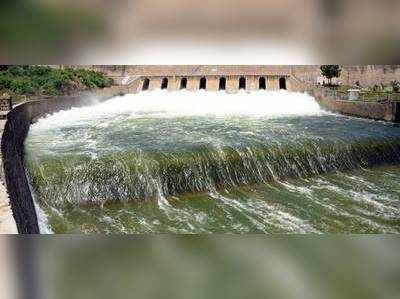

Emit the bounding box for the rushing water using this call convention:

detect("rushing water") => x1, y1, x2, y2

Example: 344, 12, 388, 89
24, 90, 400, 233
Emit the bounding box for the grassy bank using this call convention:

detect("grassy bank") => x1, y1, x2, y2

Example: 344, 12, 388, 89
0, 66, 113, 103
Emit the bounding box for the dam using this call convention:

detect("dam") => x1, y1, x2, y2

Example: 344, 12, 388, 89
136, 75, 288, 92
21, 88, 400, 233
2, 65, 400, 234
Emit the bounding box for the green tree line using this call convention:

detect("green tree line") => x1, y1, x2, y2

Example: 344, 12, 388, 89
0, 65, 113, 96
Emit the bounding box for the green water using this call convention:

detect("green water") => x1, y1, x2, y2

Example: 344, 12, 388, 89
24, 91, 400, 233
36, 166, 400, 233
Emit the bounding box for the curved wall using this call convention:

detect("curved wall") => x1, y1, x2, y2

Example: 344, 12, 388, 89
1, 87, 126, 233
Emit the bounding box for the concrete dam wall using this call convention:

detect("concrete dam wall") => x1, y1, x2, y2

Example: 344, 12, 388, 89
89, 65, 400, 88
137, 75, 290, 92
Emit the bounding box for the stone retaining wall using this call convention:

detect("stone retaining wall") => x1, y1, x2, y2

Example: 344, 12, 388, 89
0, 97, 12, 112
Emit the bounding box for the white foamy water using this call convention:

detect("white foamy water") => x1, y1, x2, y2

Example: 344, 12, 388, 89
32, 89, 324, 130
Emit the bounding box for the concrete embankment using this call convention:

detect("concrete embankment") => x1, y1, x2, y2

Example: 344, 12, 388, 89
290, 75, 400, 123
312, 88, 400, 123
1, 85, 131, 234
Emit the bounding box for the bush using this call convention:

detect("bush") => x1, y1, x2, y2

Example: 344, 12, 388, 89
75, 69, 112, 89
320, 65, 342, 85
0, 66, 112, 96
0, 73, 12, 89
9, 78, 36, 94
8, 66, 27, 76
28, 65, 52, 77
391, 80, 400, 93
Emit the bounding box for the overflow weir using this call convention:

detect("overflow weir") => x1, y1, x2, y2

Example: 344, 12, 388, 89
2, 66, 400, 233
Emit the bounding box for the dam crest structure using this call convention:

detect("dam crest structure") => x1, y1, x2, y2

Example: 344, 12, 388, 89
138, 75, 288, 92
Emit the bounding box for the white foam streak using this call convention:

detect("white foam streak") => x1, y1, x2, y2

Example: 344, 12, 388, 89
32, 90, 323, 131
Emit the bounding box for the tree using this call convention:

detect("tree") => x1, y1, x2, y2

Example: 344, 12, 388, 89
391, 80, 400, 93
320, 65, 342, 85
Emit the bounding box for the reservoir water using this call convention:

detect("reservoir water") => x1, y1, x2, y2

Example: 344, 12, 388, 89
24, 90, 400, 233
